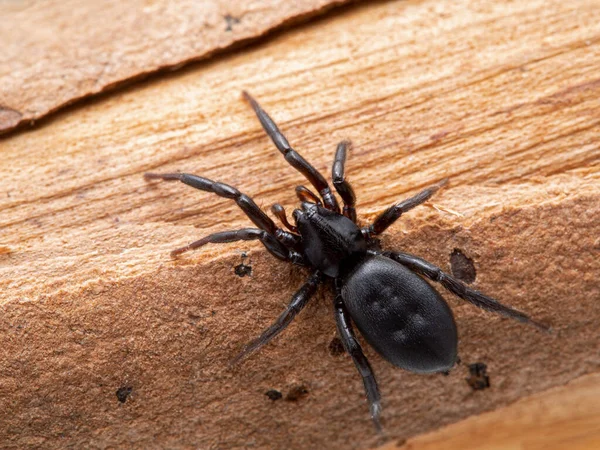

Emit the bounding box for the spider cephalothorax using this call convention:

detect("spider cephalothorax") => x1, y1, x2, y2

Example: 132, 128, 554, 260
144, 92, 548, 429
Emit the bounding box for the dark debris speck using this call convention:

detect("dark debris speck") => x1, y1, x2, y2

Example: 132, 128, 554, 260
235, 252, 252, 277
224, 14, 240, 32
234, 263, 252, 277
328, 337, 345, 356
450, 248, 476, 284
265, 389, 283, 401
466, 362, 490, 391
116, 386, 133, 403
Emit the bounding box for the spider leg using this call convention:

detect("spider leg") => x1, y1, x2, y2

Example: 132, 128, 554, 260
170, 228, 304, 264
144, 172, 278, 234
375, 250, 550, 331
332, 140, 357, 223
231, 271, 322, 365
242, 91, 340, 212
334, 282, 382, 431
363, 179, 448, 237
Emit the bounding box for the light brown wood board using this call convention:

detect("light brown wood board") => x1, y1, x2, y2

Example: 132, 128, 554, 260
1, 0, 599, 449
378, 372, 600, 450
0, 0, 357, 133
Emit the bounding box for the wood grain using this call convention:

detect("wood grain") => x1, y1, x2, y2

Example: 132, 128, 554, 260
0, 0, 355, 133
378, 373, 600, 450
0, 0, 599, 449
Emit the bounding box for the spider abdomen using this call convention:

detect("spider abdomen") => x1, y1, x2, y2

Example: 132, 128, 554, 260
341, 255, 458, 373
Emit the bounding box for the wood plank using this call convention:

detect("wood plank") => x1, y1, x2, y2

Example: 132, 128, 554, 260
0, 0, 599, 448
377, 373, 600, 450
0, 0, 356, 133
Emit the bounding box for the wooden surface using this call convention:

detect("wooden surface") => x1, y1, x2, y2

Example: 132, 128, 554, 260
1, 0, 599, 449
380, 373, 600, 450
0, 0, 354, 133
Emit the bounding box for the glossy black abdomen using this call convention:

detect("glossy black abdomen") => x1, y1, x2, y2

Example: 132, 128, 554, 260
341, 255, 458, 373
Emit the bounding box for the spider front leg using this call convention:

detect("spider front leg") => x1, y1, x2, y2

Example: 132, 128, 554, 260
332, 140, 357, 223
169, 228, 304, 264
363, 179, 448, 237
376, 250, 550, 331
334, 283, 382, 431
145, 172, 278, 234
145, 172, 302, 248
243, 91, 340, 212
231, 271, 322, 364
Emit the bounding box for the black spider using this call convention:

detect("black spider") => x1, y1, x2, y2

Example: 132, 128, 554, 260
144, 92, 549, 430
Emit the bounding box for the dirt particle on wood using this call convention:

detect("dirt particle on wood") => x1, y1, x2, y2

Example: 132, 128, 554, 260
450, 249, 476, 284
328, 337, 345, 356
265, 389, 283, 401
234, 252, 252, 277
116, 386, 133, 403
224, 14, 241, 32
234, 263, 252, 277
466, 363, 490, 391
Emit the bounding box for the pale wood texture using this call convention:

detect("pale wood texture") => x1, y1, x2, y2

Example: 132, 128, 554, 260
378, 373, 600, 450
0, 0, 355, 133
1, 0, 599, 449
